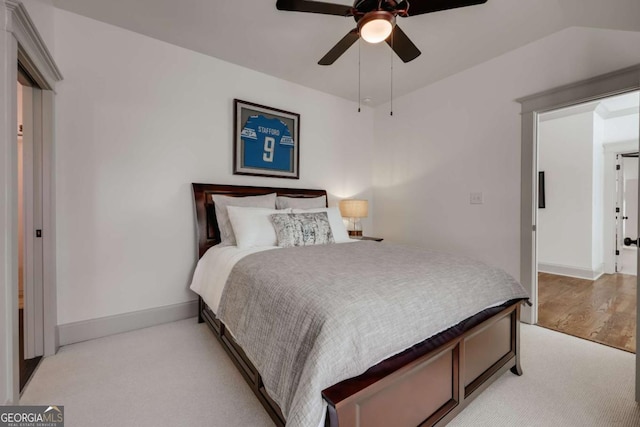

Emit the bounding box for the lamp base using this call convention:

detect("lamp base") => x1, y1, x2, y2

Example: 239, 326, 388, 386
348, 230, 363, 237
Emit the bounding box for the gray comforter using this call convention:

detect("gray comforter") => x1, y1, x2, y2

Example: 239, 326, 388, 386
217, 242, 528, 427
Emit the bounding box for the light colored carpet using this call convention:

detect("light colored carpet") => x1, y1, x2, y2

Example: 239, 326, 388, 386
450, 324, 640, 427
21, 319, 274, 426
21, 320, 640, 426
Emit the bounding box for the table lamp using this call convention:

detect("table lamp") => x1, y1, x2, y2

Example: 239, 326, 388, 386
339, 199, 368, 237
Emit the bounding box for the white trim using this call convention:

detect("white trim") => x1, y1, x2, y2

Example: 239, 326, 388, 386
538, 100, 600, 122
57, 301, 199, 346
517, 65, 640, 113
538, 262, 604, 281
1, 5, 20, 404
536, 94, 639, 123
5, 1, 62, 90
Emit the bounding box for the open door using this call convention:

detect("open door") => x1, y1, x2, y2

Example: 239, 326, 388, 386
616, 154, 625, 272
616, 154, 639, 274
621, 154, 639, 274
18, 72, 44, 391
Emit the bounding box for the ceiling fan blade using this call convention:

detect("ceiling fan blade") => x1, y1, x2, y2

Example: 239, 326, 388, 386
386, 25, 421, 63
318, 29, 359, 65
276, 0, 353, 16
398, 0, 487, 16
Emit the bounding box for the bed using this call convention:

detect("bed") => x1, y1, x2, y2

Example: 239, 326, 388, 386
191, 183, 528, 427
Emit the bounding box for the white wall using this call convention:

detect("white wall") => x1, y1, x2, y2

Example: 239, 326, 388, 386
537, 111, 599, 275
592, 114, 604, 273
372, 27, 640, 279
53, 9, 375, 325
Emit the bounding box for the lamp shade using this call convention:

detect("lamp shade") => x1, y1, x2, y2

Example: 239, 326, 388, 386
339, 199, 368, 218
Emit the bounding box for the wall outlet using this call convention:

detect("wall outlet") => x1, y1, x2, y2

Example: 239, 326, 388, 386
470, 192, 484, 205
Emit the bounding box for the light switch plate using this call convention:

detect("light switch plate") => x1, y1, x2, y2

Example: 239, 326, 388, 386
470, 192, 484, 205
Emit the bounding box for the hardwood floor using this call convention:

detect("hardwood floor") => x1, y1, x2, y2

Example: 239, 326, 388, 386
537, 272, 637, 353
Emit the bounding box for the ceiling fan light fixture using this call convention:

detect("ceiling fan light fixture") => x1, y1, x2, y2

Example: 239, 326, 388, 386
358, 11, 395, 44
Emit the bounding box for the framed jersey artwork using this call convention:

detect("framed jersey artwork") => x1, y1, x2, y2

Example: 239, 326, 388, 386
233, 99, 300, 179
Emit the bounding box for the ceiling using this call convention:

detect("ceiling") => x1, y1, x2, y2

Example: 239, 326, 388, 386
52, 0, 640, 106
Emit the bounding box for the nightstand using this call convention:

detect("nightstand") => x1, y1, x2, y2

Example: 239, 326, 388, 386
358, 236, 383, 242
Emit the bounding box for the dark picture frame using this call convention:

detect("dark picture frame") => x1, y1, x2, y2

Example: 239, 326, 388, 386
233, 99, 300, 179
538, 171, 546, 209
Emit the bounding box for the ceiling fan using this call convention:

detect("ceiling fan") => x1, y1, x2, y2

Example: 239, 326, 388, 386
276, 0, 488, 65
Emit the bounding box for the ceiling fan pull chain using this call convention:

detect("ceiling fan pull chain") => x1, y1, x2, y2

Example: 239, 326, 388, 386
358, 37, 361, 113
390, 29, 394, 116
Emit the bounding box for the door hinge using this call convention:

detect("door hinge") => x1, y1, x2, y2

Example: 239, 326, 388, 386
616, 164, 621, 170
616, 250, 620, 255
36, 229, 42, 238
616, 207, 620, 213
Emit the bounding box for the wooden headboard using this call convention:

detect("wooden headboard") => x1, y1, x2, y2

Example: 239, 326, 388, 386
192, 183, 328, 258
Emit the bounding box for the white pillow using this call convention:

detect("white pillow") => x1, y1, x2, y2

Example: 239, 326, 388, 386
227, 206, 291, 249
212, 193, 276, 245
292, 207, 350, 243
276, 195, 326, 210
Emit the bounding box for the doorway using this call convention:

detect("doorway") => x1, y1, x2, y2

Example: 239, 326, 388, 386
1, 1, 62, 405
517, 64, 640, 402
534, 91, 639, 353
17, 70, 44, 391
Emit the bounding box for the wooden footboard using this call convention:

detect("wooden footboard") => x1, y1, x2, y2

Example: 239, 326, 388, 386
199, 298, 522, 427
323, 303, 521, 427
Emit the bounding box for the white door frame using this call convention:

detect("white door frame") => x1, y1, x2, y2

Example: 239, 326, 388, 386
517, 64, 640, 400
0, 0, 61, 404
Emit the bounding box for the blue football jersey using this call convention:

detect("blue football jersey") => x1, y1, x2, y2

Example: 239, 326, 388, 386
241, 115, 295, 172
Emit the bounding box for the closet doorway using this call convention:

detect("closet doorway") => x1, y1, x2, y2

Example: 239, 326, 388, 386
17, 68, 44, 391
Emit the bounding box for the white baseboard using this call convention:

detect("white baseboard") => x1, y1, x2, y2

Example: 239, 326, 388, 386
57, 300, 198, 346
538, 262, 604, 280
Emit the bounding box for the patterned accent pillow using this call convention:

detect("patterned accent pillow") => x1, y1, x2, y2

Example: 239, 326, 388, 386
270, 212, 335, 248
